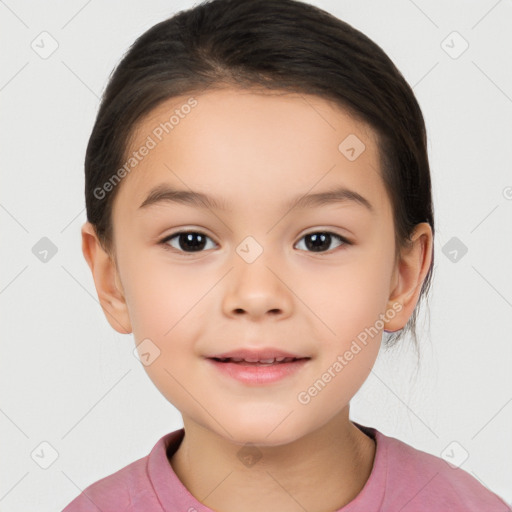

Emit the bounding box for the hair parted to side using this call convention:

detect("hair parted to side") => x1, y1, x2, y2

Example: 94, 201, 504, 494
84, 0, 435, 353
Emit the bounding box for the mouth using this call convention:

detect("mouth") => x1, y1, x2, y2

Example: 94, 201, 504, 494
205, 353, 311, 385
209, 356, 310, 366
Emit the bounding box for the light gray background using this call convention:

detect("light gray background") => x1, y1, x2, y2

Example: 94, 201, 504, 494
1, 0, 511, 510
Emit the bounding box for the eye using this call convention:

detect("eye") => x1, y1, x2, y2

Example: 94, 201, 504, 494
160, 231, 217, 253
295, 231, 350, 253
159, 230, 351, 254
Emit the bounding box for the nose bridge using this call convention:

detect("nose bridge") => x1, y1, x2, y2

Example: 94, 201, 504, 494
222, 234, 292, 318
235, 234, 267, 266
234, 233, 280, 293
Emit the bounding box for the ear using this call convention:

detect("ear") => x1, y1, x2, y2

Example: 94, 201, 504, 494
81, 221, 132, 334
384, 222, 433, 333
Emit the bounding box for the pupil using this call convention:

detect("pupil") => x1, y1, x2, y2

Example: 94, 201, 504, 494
180, 233, 206, 252
306, 232, 330, 252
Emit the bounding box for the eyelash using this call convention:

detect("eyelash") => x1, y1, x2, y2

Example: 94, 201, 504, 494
158, 230, 352, 255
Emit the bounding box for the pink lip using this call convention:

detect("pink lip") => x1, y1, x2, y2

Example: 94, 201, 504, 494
205, 358, 310, 385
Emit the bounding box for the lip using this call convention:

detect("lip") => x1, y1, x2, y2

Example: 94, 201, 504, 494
206, 358, 310, 385
205, 354, 311, 386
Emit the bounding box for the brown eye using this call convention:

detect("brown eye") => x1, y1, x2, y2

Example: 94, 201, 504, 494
295, 232, 349, 253
161, 231, 216, 253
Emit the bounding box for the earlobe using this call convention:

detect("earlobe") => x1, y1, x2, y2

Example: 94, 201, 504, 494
383, 223, 433, 333
81, 221, 132, 335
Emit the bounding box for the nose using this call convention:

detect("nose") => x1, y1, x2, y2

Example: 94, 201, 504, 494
221, 254, 293, 321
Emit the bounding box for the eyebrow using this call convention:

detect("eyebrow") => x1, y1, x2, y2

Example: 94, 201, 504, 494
138, 183, 374, 213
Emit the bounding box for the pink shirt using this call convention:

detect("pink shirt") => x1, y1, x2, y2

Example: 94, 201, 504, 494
62, 422, 511, 511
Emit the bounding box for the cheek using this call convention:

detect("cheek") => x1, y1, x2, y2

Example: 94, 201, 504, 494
123, 258, 208, 405
297, 263, 389, 417
308, 252, 393, 341
120, 252, 207, 342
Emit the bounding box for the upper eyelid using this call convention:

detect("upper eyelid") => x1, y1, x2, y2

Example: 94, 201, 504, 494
161, 228, 349, 237
161, 229, 217, 244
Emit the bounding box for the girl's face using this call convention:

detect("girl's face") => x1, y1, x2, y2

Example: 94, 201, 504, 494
103, 88, 409, 445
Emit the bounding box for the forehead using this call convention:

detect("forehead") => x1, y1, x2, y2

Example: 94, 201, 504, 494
113, 88, 389, 218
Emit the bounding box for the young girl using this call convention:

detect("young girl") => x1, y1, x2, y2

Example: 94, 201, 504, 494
63, 0, 511, 510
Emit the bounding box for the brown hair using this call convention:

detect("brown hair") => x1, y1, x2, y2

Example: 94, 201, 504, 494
84, 0, 435, 353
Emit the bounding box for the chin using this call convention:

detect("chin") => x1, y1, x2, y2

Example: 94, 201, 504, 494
219, 416, 311, 448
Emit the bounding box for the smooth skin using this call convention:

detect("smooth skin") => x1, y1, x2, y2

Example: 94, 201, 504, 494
82, 88, 433, 512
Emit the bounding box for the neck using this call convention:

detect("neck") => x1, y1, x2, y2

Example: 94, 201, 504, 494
169, 408, 376, 512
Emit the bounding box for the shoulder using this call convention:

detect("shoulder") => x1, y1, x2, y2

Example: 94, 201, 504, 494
61, 455, 157, 512
377, 430, 511, 511
61, 433, 176, 512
